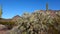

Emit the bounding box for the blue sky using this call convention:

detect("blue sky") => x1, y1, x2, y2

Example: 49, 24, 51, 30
0, 0, 60, 18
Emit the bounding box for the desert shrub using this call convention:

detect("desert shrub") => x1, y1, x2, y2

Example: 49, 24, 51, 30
0, 22, 15, 25
0, 22, 15, 29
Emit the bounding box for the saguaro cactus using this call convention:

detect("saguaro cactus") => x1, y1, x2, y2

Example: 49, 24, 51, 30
46, 3, 48, 11
0, 5, 2, 18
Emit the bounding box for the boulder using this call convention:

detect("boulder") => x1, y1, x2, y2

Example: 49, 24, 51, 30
0, 24, 7, 30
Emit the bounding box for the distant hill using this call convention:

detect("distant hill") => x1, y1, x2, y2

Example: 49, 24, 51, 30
12, 15, 21, 22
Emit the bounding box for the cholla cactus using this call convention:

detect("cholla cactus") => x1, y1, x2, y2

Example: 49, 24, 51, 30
6, 11, 60, 34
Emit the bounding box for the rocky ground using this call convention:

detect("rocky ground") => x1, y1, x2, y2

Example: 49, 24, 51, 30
0, 24, 9, 34
0, 30, 7, 34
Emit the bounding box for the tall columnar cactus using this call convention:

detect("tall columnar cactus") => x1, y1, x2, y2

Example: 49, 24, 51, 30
0, 5, 2, 18
46, 3, 48, 11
